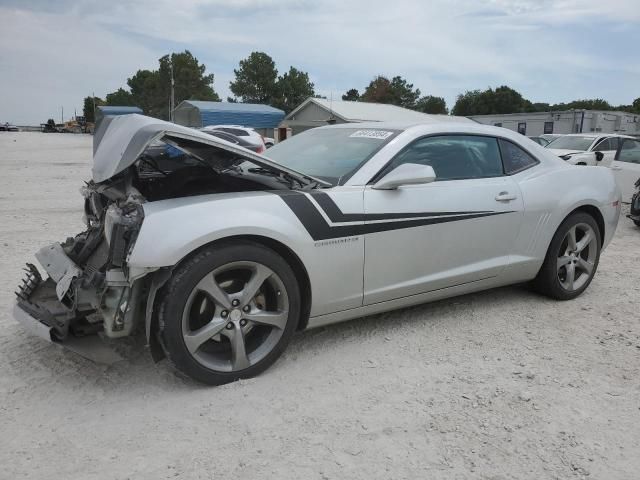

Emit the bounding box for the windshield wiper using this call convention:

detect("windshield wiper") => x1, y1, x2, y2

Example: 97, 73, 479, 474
246, 167, 307, 189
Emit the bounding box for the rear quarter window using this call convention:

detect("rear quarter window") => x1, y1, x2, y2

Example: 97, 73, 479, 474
499, 139, 539, 174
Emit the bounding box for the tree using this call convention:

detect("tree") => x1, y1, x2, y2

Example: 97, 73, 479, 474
342, 88, 360, 101
105, 88, 135, 106
230, 52, 278, 104
93, 51, 219, 120
451, 86, 532, 115
153, 51, 219, 119
415, 95, 447, 114
273, 67, 315, 113
82, 96, 104, 123
126, 69, 158, 114
360, 75, 421, 109
451, 90, 486, 116
633, 97, 640, 113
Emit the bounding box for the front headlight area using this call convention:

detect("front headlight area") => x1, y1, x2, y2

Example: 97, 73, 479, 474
15, 184, 147, 342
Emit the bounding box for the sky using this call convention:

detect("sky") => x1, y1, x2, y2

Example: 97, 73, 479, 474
1, 0, 639, 125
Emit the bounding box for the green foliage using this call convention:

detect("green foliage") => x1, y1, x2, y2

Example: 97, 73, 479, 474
548, 98, 612, 111
342, 88, 360, 101
82, 96, 104, 123
415, 95, 447, 114
273, 67, 315, 113
101, 50, 219, 120
230, 52, 279, 104
106, 88, 135, 106
361, 75, 421, 109
229, 52, 315, 112
452, 86, 636, 116
452, 86, 532, 116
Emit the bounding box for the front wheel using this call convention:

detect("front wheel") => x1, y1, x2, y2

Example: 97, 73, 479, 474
532, 212, 601, 300
158, 241, 301, 385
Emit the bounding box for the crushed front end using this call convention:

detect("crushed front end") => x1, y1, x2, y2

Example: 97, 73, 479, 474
14, 178, 146, 344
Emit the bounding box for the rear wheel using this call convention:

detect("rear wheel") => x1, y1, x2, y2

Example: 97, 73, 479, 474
533, 212, 601, 300
158, 241, 300, 385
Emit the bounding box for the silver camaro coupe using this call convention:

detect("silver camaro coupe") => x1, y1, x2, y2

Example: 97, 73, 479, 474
14, 114, 621, 384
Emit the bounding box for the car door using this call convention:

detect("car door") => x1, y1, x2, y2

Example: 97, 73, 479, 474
611, 138, 640, 202
362, 134, 525, 305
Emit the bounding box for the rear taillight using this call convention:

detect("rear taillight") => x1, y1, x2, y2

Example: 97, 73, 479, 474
256, 145, 265, 154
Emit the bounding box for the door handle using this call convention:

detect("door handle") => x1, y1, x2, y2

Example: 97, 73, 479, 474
610, 165, 622, 170
495, 191, 517, 202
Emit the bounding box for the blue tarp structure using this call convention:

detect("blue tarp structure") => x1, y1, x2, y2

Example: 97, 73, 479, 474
173, 100, 285, 129
95, 106, 143, 132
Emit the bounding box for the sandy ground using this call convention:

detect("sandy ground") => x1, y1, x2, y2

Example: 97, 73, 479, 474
0, 132, 639, 480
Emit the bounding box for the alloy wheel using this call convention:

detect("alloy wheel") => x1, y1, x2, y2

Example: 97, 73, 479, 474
556, 223, 597, 292
181, 261, 289, 372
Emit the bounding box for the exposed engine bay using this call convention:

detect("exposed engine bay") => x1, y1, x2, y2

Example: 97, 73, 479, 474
14, 139, 296, 345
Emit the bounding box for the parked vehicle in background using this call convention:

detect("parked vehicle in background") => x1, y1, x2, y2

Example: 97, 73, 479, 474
546, 133, 635, 166
263, 136, 275, 148
628, 179, 640, 227
201, 124, 266, 153
612, 137, 640, 204
0, 122, 19, 132
541, 134, 562, 143
201, 129, 266, 154
13, 114, 621, 385
529, 136, 550, 146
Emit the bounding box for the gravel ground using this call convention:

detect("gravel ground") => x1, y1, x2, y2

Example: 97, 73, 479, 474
1, 132, 639, 480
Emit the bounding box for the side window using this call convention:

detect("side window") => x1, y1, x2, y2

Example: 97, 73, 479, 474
594, 138, 612, 151
618, 139, 640, 164
383, 135, 503, 181
499, 139, 539, 174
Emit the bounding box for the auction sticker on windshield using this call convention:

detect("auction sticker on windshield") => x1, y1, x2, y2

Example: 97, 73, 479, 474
349, 130, 394, 140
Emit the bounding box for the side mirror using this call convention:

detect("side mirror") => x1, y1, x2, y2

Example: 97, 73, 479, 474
372, 163, 436, 190
595, 151, 604, 162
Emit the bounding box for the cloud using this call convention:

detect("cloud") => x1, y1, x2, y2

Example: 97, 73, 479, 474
1, 0, 638, 124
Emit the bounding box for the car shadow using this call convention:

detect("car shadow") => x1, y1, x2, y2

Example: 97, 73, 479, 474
5, 283, 541, 392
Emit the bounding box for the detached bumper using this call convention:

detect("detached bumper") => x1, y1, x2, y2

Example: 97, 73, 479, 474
12, 302, 53, 342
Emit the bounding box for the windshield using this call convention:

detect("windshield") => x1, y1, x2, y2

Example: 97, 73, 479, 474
546, 136, 594, 151
265, 127, 399, 185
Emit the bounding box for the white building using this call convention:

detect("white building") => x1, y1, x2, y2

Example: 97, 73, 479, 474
469, 110, 640, 136
278, 98, 472, 140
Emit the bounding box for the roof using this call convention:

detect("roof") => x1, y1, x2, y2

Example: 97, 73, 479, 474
559, 133, 635, 138
285, 97, 473, 124
176, 100, 284, 115
96, 106, 143, 115
469, 109, 636, 118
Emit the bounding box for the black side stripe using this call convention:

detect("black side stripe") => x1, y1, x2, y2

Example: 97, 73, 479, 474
273, 191, 513, 241
307, 191, 492, 221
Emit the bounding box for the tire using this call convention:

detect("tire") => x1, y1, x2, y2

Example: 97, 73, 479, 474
158, 241, 301, 385
532, 212, 601, 300
634, 220, 640, 228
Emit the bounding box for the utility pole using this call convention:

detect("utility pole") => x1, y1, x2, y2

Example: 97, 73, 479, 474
92, 92, 96, 122
170, 59, 175, 122
61, 106, 63, 124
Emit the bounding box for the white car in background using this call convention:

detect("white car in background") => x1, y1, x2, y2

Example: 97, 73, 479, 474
546, 133, 635, 167
612, 137, 640, 203
201, 124, 267, 153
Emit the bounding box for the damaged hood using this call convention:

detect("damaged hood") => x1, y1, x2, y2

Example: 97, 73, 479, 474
92, 114, 321, 185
